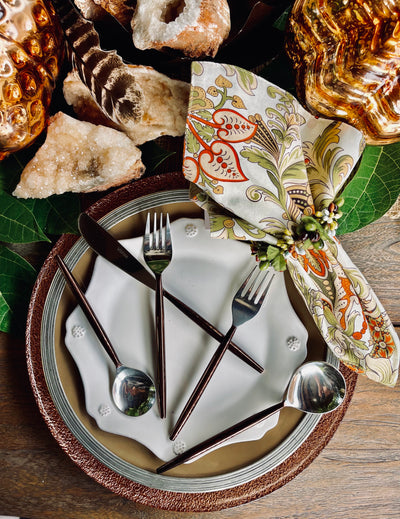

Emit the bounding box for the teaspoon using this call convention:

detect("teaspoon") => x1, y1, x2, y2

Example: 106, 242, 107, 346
56, 255, 156, 417
157, 361, 346, 473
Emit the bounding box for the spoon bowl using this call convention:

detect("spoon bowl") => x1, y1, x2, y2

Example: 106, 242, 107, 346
56, 255, 156, 417
286, 361, 346, 414
157, 361, 346, 473
113, 366, 156, 416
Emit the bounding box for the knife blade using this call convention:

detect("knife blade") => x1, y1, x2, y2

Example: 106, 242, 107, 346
78, 213, 264, 374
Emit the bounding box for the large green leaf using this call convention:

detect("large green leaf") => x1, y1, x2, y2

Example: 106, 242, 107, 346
21, 193, 81, 235
0, 159, 22, 193
0, 245, 37, 334
337, 143, 400, 235
0, 147, 34, 193
0, 190, 49, 243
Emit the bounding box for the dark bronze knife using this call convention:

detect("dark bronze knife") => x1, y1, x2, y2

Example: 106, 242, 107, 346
78, 213, 263, 374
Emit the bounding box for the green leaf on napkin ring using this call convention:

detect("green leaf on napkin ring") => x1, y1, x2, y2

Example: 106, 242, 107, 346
251, 242, 287, 271
251, 199, 344, 271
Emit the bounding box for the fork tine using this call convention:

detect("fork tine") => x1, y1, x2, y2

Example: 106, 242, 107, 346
143, 213, 151, 251
237, 265, 258, 297
153, 212, 158, 249
165, 214, 171, 252
145, 213, 171, 252
243, 268, 265, 299
159, 213, 164, 249
254, 272, 275, 306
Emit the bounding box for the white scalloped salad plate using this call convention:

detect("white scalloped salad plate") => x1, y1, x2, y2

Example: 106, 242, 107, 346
64, 217, 308, 462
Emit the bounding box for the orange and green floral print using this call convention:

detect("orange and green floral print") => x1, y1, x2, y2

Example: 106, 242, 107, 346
304, 121, 364, 209
182, 61, 399, 386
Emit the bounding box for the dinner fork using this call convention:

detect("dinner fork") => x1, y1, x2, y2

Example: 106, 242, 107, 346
143, 213, 172, 419
170, 265, 275, 440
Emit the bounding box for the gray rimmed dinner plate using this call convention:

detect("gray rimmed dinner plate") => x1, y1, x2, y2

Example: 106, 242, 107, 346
26, 172, 357, 512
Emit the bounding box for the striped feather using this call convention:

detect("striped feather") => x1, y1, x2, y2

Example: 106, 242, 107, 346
52, 0, 143, 126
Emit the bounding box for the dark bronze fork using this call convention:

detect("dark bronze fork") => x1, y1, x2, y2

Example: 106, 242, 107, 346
143, 213, 172, 419
170, 265, 275, 440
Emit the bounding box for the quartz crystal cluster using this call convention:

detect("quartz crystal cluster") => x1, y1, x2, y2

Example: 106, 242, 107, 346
286, 0, 400, 145
0, 0, 63, 159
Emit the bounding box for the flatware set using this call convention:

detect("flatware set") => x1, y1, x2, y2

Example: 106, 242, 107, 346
56, 211, 347, 471
78, 213, 264, 373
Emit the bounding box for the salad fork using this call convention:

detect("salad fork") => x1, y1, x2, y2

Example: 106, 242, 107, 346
143, 213, 172, 418
170, 265, 275, 440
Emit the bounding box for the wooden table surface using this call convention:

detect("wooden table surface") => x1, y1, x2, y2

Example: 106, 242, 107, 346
1, 214, 399, 519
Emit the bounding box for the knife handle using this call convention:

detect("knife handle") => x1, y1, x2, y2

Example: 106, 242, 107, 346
163, 290, 264, 374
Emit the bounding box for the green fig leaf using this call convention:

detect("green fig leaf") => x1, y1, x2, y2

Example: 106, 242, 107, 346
338, 143, 400, 235
21, 193, 81, 235
0, 245, 37, 334
0, 191, 49, 243
0, 146, 36, 193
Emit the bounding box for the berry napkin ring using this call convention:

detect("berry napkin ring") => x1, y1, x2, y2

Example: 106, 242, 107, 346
182, 61, 399, 387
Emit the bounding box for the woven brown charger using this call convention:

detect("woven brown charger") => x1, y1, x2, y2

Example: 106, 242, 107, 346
25, 171, 357, 512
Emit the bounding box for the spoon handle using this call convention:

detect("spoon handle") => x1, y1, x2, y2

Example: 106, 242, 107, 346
56, 255, 121, 368
158, 400, 285, 474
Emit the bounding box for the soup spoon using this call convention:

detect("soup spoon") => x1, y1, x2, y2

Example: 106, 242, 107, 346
157, 361, 346, 473
56, 255, 156, 417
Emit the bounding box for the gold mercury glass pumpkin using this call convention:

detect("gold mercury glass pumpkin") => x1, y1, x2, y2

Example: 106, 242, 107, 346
286, 0, 400, 145
0, 0, 63, 159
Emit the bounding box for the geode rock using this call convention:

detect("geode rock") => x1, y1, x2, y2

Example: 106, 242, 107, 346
286, 0, 400, 145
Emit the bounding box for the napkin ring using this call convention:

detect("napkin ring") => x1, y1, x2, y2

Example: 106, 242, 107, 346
251, 199, 344, 271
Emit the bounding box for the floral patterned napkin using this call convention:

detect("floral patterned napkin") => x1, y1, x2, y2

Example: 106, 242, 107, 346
182, 61, 399, 387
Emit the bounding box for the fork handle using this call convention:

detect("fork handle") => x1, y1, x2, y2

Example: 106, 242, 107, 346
155, 274, 166, 419
170, 324, 237, 441
163, 290, 264, 374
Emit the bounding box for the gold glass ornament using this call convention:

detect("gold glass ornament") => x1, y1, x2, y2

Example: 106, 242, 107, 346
286, 0, 400, 145
0, 0, 63, 159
